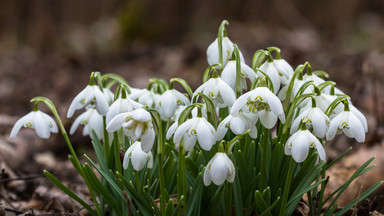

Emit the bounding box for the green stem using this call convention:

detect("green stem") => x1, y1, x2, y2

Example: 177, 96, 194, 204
114, 132, 122, 174
177, 143, 187, 215
103, 117, 110, 165
259, 127, 269, 190
279, 158, 295, 216
32, 97, 101, 215
225, 182, 233, 216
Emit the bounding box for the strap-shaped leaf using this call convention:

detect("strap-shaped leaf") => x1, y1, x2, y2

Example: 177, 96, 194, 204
44, 170, 97, 216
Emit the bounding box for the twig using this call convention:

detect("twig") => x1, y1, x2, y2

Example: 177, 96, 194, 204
350, 180, 365, 216
0, 174, 45, 183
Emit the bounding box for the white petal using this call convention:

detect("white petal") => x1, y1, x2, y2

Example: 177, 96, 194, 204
196, 119, 215, 151
230, 91, 252, 114
225, 156, 236, 183
67, 86, 92, 118
259, 110, 278, 129
182, 133, 197, 152
221, 61, 237, 91
348, 112, 365, 142
311, 108, 329, 138
326, 114, 342, 141
141, 127, 155, 152
174, 119, 194, 145
315, 141, 326, 161
209, 153, 228, 185
123, 147, 132, 170
203, 165, 212, 186
350, 105, 368, 132
106, 112, 130, 132
34, 113, 50, 139
217, 80, 236, 107
10, 113, 32, 139
131, 146, 148, 171
229, 116, 247, 135
94, 87, 109, 115
132, 108, 151, 122
147, 152, 153, 169
291, 132, 309, 163
166, 122, 178, 140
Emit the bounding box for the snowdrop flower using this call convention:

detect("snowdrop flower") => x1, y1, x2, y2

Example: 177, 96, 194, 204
312, 93, 344, 115
172, 117, 216, 152
106, 97, 142, 124
221, 60, 257, 92
290, 107, 330, 138
204, 153, 235, 186
103, 88, 115, 105
285, 129, 326, 163
273, 59, 294, 85
67, 85, 109, 118
303, 73, 325, 86
11, 110, 58, 139
158, 89, 190, 120
206, 37, 244, 67
123, 141, 153, 171
326, 106, 367, 143
258, 61, 281, 94
129, 89, 160, 108
106, 108, 155, 152
70, 108, 104, 140
231, 87, 285, 129
194, 77, 236, 108
216, 112, 257, 141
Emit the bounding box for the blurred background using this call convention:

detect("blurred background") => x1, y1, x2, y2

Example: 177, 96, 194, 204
1, 0, 384, 213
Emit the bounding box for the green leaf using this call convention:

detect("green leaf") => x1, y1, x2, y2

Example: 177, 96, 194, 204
185, 172, 204, 216
335, 181, 383, 216
252, 49, 267, 70
83, 164, 122, 215
170, 78, 193, 98
44, 171, 97, 216
254, 190, 270, 215
260, 196, 280, 216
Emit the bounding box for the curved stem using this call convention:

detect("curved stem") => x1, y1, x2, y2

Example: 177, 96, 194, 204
279, 158, 295, 216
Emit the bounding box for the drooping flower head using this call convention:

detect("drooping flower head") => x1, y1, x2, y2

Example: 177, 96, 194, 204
216, 112, 257, 141
221, 60, 256, 93
285, 129, 326, 163
70, 108, 104, 140
157, 89, 190, 120
67, 84, 109, 118
194, 77, 236, 108
106, 108, 155, 152
106, 97, 142, 124
207, 37, 244, 67
204, 152, 235, 186
231, 87, 285, 129
172, 116, 216, 152
123, 141, 153, 171
11, 110, 58, 139
326, 103, 368, 143
290, 106, 330, 138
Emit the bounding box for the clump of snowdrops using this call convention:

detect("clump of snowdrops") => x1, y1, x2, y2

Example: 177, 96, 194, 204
11, 20, 382, 216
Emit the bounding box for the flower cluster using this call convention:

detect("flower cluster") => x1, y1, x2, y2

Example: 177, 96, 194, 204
9, 21, 374, 216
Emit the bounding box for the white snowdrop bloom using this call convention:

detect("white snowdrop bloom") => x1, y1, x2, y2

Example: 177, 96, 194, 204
67, 85, 109, 118
285, 129, 326, 163
216, 112, 257, 141
273, 59, 294, 85
106, 97, 142, 124
303, 73, 325, 86
158, 89, 190, 120
106, 108, 155, 152
194, 77, 236, 108
258, 61, 281, 94
204, 153, 235, 186
11, 110, 58, 139
103, 88, 115, 105
290, 107, 330, 138
278, 79, 312, 107
206, 37, 244, 67
326, 109, 367, 143
312, 93, 344, 115
70, 108, 104, 140
129, 89, 160, 108
231, 87, 285, 129
221, 60, 257, 93
123, 141, 153, 171
173, 117, 216, 152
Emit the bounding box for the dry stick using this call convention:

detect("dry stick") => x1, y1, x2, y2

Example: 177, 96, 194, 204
350, 181, 365, 216
0, 174, 45, 183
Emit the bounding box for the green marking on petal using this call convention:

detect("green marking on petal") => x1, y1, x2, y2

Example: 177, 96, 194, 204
25, 122, 33, 128
340, 121, 349, 129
